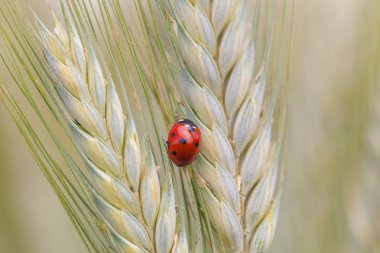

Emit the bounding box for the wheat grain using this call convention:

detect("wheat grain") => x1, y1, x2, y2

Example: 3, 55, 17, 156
166, 0, 283, 251
249, 193, 280, 253
37, 14, 179, 253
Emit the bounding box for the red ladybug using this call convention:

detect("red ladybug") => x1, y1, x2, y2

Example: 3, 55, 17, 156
166, 119, 201, 167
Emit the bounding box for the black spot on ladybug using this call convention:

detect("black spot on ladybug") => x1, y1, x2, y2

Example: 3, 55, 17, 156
179, 138, 187, 144
171, 132, 175, 137
188, 126, 196, 133
166, 141, 170, 147
172, 151, 177, 156
195, 142, 199, 147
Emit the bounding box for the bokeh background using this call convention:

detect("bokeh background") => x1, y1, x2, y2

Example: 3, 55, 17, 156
0, 1, 379, 253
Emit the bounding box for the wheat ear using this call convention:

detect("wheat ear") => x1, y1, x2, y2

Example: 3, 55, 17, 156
37, 14, 178, 253
165, 0, 282, 252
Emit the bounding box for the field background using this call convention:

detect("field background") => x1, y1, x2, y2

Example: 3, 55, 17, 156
0, 1, 379, 253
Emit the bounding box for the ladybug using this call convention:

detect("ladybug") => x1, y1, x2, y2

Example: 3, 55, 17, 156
166, 119, 201, 167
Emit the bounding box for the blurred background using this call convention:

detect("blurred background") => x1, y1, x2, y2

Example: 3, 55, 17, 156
0, 0, 379, 253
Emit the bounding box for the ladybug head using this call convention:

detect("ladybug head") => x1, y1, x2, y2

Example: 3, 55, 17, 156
177, 118, 196, 127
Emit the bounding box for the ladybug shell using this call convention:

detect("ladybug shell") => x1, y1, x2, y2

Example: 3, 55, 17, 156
167, 119, 201, 167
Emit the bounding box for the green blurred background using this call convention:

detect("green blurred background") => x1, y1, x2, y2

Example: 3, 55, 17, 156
0, 0, 379, 253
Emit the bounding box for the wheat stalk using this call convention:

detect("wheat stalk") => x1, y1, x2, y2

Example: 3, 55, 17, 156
36, 12, 179, 253
163, 0, 286, 252
345, 75, 380, 253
